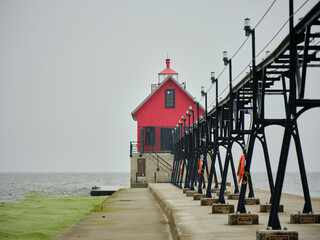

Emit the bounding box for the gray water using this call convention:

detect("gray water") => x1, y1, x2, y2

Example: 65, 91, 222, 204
251, 171, 320, 199
215, 171, 320, 199
0, 172, 130, 204
0, 171, 319, 204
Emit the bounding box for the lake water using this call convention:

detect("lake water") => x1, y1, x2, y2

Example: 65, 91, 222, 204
0, 171, 319, 204
0, 172, 130, 204
250, 171, 320, 199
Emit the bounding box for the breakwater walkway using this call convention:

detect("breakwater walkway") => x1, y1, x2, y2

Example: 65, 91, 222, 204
56, 184, 320, 239
55, 188, 171, 240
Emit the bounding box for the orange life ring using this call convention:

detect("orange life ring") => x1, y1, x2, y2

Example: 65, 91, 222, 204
198, 158, 203, 174
237, 154, 245, 183
180, 164, 182, 175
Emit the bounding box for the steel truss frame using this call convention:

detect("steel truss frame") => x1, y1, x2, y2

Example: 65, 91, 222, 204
171, 1, 320, 230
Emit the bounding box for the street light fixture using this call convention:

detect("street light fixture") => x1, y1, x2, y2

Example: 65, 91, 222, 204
223, 51, 228, 66
201, 86, 205, 97
211, 72, 216, 84
266, 50, 270, 58
244, 18, 251, 36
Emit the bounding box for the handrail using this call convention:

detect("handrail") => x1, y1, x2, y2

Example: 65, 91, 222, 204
130, 141, 172, 171
144, 145, 172, 167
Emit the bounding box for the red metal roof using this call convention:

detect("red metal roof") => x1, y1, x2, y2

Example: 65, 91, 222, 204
158, 59, 178, 75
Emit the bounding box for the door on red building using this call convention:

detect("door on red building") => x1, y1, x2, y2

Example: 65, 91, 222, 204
145, 127, 155, 151
160, 128, 174, 152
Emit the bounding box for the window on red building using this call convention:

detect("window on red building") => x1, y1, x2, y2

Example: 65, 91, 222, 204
165, 89, 175, 108
145, 127, 155, 146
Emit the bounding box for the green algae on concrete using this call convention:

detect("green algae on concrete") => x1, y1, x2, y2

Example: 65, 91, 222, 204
0, 192, 106, 240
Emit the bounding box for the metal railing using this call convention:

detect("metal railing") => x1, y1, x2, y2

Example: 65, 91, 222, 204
130, 141, 172, 171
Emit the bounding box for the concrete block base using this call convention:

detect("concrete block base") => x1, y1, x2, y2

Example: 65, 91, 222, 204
182, 188, 190, 194
290, 213, 320, 224
245, 198, 260, 205
211, 188, 220, 193
256, 229, 298, 240
228, 193, 239, 200
193, 193, 206, 200
212, 204, 234, 214
186, 190, 197, 197
216, 190, 230, 196
200, 198, 218, 206
260, 204, 284, 212
228, 213, 259, 225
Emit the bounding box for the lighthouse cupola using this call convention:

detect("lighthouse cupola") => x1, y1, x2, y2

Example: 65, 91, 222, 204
158, 58, 178, 84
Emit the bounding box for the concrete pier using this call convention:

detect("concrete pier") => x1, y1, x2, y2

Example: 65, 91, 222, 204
149, 183, 320, 240
57, 184, 320, 239
55, 188, 171, 240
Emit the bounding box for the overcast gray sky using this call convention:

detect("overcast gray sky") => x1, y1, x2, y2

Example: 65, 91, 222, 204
1, 0, 320, 173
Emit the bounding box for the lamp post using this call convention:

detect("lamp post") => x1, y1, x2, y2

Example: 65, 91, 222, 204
213, 72, 219, 190
181, 115, 186, 136
188, 105, 196, 190
216, 50, 237, 203
180, 115, 187, 189
175, 123, 181, 186
201, 86, 207, 120
211, 71, 218, 111
178, 120, 183, 188
184, 110, 191, 189
193, 100, 201, 189
200, 86, 208, 148
198, 87, 209, 193
186, 110, 191, 133
189, 106, 194, 130
244, 17, 257, 119
205, 71, 220, 198
223, 51, 233, 132
244, 17, 258, 199
194, 100, 200, 124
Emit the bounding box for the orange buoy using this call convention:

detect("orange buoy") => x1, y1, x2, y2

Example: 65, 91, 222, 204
179, 164, 182, 175
237, 154, 245, 183
170, 166, 173, 173
198, 158, 203, 174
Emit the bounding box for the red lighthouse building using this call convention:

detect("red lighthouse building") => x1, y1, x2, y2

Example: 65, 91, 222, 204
130, 58, 205, 187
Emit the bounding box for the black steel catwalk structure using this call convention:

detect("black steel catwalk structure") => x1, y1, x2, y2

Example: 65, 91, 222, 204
171, 1, 320, 230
